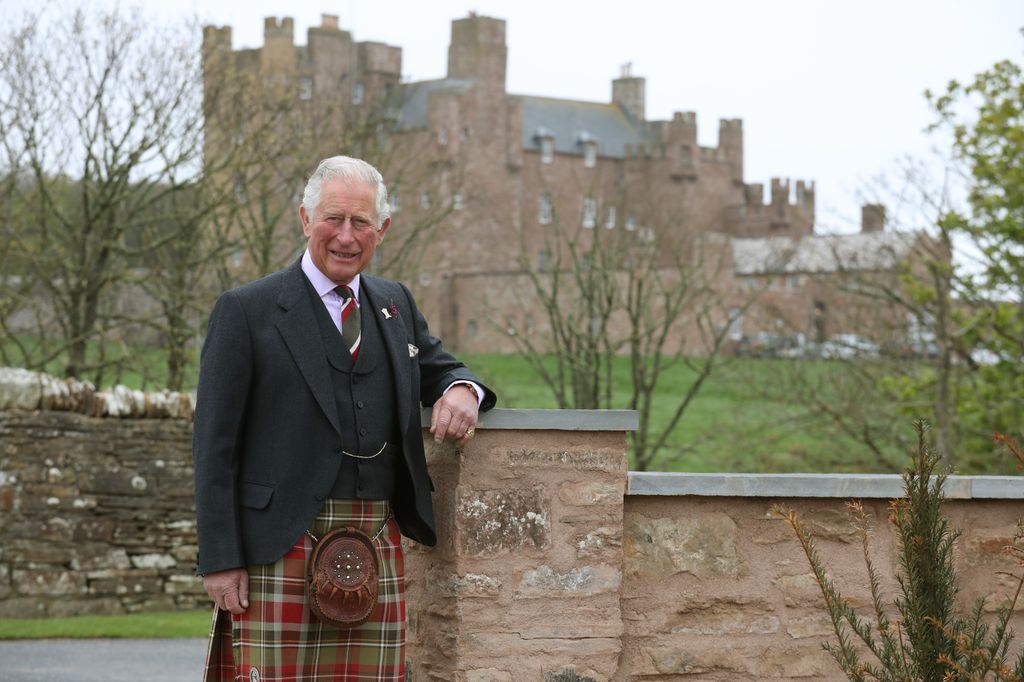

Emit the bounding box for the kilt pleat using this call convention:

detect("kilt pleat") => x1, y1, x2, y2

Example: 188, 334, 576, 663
203, 499, 405, 681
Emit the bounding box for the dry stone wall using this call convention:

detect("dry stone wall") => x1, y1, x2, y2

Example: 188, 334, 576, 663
0, 410, 201, 617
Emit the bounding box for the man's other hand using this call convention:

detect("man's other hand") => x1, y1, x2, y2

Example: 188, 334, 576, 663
203, 567, 249, 614
430, 384, 479, 448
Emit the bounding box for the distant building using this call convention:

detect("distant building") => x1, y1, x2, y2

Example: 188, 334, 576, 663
202, 14, 931, 353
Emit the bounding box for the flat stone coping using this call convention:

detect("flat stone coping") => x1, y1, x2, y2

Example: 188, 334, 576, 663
628, 472, 1024, 500
421, 407, 638, 431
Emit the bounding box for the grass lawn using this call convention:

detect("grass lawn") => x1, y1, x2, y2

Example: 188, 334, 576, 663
0, 610, 210, 640
5, 343, 1013, 474
464, 352, 910, 473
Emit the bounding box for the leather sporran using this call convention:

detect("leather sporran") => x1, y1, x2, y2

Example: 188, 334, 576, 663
306, 526, 379, 627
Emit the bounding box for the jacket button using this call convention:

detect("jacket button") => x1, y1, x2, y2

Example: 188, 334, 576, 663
359, 427, 367, 436
357, 400, 365, 409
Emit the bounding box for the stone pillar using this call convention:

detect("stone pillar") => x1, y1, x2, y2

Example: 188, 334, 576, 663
406, 408, 636, 681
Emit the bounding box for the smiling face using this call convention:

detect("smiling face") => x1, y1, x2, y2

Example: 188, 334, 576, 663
300, 178, 390, 286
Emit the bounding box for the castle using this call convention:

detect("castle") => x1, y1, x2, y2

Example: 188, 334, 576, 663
202, 14, 925, 353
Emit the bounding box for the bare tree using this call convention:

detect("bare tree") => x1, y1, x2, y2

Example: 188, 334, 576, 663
0, 6, 211, 382
502, 189, 751, 471
736, 156, 978, 470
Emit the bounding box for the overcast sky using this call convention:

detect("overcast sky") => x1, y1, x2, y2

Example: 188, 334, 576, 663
14, 0, 1024, 232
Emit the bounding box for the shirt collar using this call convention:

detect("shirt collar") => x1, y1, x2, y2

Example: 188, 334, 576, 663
301, 249, 361, 301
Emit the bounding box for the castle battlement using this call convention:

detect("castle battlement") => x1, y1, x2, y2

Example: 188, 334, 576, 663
263, 16, 294, 41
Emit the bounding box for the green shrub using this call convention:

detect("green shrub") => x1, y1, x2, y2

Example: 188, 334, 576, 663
777, 422, 1024, 681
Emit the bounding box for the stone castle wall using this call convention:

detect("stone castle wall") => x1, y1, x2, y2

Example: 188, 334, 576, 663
1, 381, 1022, 679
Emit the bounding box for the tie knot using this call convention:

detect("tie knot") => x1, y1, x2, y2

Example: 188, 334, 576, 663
336, 285, 354, 303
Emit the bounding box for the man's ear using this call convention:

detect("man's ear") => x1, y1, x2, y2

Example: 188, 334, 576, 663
300, 205, 312, 238
376, 217, 391, 244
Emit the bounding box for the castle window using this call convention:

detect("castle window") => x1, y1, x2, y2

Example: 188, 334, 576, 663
625, 214, 637, 231
460, 126, 470, 142
538, 193, 552, 225
453, 190, 464, 210
233, 174, 247, 202
420, 191, 431, 209
727, 308, 743, 341
605, 206, 616, 229
419, 272, 431, 286
438, 127, 448, 145
538, 249, 550, 271
584, 141, 597, 168
581, 197, 597, 229
299, 77, 313, 101
467, 320, 478, 338
541, 137, 554, 164
352, 81, 365, 106
388, 190, 400, 213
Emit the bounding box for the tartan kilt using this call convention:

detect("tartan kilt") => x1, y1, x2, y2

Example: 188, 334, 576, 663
203, 499, 406, 681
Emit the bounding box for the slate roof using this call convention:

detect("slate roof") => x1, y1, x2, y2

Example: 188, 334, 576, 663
517, 95, 646, 158
396, 78, 474, 131
395, 78, 647, 158
732, 231, 921, 275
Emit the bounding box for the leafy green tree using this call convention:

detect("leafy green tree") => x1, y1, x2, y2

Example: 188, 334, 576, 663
929, 34, 1024, 451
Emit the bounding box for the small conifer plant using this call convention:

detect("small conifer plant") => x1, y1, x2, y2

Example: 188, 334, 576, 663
777, 422, 1024, 681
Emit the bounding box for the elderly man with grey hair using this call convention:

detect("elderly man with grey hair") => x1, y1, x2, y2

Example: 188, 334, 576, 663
193, 155, 496, 681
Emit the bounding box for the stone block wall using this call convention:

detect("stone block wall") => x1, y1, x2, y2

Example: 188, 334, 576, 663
404, 409, 634, 681
620, 475, 1024, 680
0, 411, 202, 618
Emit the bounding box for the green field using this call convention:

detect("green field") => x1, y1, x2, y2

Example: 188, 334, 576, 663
0, 610, 210, 639
4, 341, 1016, 474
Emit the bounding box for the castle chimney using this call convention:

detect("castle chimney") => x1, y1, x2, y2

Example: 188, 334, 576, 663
861, 203, 886, 232
612, 63, 645, 122
320, 14, 339, 30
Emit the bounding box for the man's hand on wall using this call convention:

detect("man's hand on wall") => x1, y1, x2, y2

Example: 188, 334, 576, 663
203, 567, 249, 614
431, 384, 479, 448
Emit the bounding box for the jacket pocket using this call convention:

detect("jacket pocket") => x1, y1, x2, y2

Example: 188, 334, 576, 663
238, 480, 274, 509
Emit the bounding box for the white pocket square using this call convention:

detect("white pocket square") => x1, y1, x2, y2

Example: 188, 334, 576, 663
408, 344, 419, 357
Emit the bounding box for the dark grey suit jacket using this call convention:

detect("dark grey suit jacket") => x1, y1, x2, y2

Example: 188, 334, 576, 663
192, 260, 495, 576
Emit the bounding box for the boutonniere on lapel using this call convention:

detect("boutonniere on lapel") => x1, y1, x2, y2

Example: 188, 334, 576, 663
381, 301, 400, 320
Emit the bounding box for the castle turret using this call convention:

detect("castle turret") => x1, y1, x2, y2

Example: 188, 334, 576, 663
261, 17, 295, 74
718, 118, 743, 182
612, 63, 645, 122
447, 14, 507, 92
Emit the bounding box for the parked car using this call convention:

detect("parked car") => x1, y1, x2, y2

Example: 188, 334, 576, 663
734, 333, 800, 359
882, 337, 941, 360
820, 334, 880, 359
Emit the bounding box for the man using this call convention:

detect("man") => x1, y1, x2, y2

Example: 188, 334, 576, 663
194, 156, 495, 681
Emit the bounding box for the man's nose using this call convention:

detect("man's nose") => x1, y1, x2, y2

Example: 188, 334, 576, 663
335, 220, 358, 240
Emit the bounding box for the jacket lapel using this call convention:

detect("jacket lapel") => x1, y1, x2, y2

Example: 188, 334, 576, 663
274, 261, 342, 437
361, 277, 413, 435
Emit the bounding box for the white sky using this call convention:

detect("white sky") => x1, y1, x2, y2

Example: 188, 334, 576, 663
13, 0, 1024, 233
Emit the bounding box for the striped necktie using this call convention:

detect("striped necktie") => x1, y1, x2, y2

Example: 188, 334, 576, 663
337, 285, 361, 361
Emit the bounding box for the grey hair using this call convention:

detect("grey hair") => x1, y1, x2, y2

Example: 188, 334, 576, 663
301, 156, 391, 229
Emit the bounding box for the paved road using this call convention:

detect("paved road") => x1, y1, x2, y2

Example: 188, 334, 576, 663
0, 638, 206, 681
